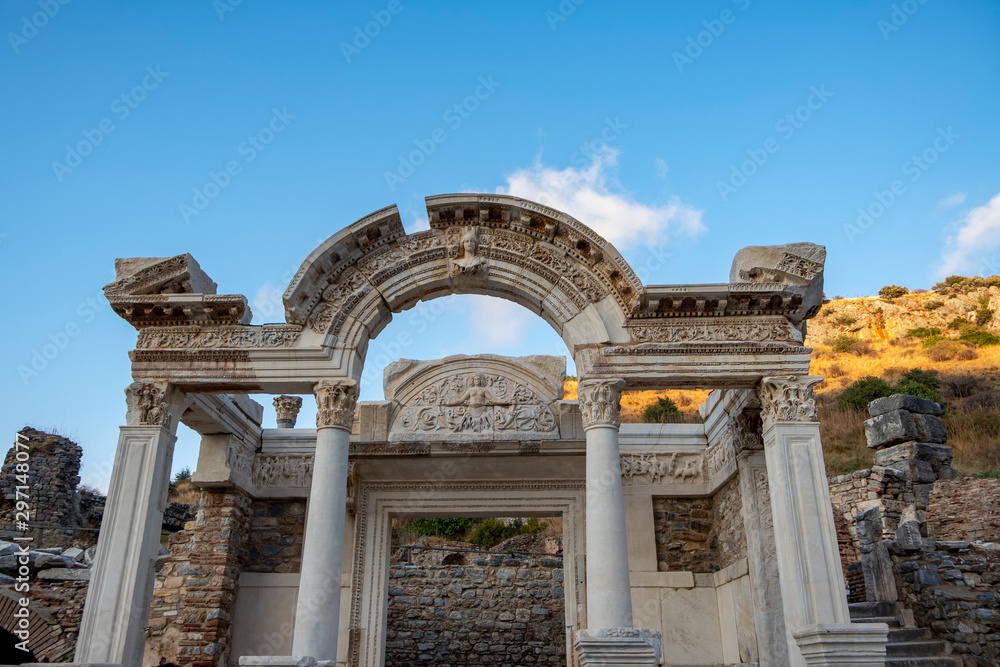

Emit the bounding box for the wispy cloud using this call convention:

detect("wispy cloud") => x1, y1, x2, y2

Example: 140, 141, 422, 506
654, 157, 669, 179
465, 298, 536, 348
496, 147, 705, 249
251, 280, 283, 322
937, 192, 967, 209
939, 191, 1000, 277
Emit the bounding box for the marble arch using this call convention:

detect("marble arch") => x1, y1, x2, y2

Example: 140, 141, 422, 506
72, 193, 892, 667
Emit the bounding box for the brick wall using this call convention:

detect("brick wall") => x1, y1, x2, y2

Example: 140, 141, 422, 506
385, 554, 566, 667
714, 477, 747, 569
926, 478, 1000, 543
653, 477, 746, 573
245, 499, 306, 573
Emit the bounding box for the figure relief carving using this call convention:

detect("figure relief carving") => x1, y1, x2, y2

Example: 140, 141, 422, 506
628, 319, 798, 344
226, 438, 255, 479
125, 382, 172, 428
757, 375, 822, 425
620, 452, 705, 484
577, 378, 626, 430
394, 371, 557, 439
252, 454, 313, 488
315, 379, 359, 430
273, 395, 303, 428
136, 324, 301, 350
307, 269, 368, 334
449, 226, 488, 277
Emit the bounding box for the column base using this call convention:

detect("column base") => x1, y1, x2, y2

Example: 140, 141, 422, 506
238, 657, 335, 667
574, 628, 662, 666
793, 623, 888, 666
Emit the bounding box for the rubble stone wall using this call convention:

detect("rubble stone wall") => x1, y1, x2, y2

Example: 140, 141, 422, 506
0, 428, 82, 528
926, 478, 1000, 543
244, 498, 306, 573
653, 477, 746, 574
385, 554, 566, 667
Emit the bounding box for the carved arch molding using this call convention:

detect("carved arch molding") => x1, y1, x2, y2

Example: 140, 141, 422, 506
282, 193, 643, 353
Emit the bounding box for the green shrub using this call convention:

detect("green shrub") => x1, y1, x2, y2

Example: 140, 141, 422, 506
959, 328, 1000, 347
827, 334, 860, 353
404, 518, 474, 540
642, 396, 680, 423
469, 519, 508, 549
894, 368, 941, 402
976, 296, 994, 326
524, 517, 547, 534
879, 285, 909, 299
906, 327, 941, 338
948, 316, 970, 330
921, 334, 948, 347
835, 315, 858, 326
174, 467, 192, 483
924, 300, 944, 310
837, 377, 894, 410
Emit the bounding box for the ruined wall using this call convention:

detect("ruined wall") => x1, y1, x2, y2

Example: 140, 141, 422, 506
653, 477, 746, 574
0, 428, 82, 528
926, 478, 1000, 543
385, 555, 566, 667
145, 488, 251, 667
244, 499, 306, 573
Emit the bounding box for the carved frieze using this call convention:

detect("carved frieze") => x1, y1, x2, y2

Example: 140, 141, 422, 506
620, 452, 705, 484
125, 382, 172, 428
316, 380, 359, 430
252, 454, 313, 487
136, 324, 301, 349
577, 379, 625, 430
627, 318, 799, 345
758, 375, 822, 425
226, 438, 255, 481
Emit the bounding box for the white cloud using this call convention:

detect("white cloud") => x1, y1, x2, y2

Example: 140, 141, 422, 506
465, 297, 536, 348
937, 192, 967, 209
496, 147, 705, 249
654, 157, 669, 179
251, 280, 283, 322
939, 192, 1000, 276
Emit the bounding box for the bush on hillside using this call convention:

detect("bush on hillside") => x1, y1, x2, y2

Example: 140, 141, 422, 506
828, 334, 859, 353
959, 328, 1000, 347
924, 300, 944, 310
907, 327, 941, 338
894, 368, 941, 402
642, 396, 681, 423
976, 296, 994, 326
879, 285, 909, 299
837, 377, 894, 410
403, 518, 474, 540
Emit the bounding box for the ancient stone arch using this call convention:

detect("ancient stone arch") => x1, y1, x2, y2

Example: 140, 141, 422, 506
74, 194, 891, 667
0, 588, 70, 661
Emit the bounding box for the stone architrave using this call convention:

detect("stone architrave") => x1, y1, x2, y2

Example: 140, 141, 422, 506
291, 379, 358, 662
273, 395, 303, 428
757, 375, 887, 666
76, 382, 184, 666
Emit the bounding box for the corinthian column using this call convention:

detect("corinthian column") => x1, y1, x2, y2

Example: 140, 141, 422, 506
77, 382, 184, 665
292, 379, 358, 661
757, 376, 887, 666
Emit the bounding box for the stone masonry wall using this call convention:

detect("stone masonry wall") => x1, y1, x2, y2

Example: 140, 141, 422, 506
0, 428, 82, 528
653, 477, 746, 574
244, 498, 306, 573
145, 488, 251, 667
385, 554, 566, 666
926, 478, 1000, 543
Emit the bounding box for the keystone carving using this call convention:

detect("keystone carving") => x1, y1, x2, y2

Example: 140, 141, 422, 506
577, 379, 626, 430
758, 376, 822, 426
449, 226, 488, 277
315, 380, 359, 430
273, 395, 303, 428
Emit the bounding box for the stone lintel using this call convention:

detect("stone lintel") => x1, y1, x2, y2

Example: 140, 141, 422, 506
792, 623, 888, 666
574, 628, 662, 667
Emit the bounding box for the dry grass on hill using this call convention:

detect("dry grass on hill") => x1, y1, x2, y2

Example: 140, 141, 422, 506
169, 480, 200, 505
563, 379, 709, 423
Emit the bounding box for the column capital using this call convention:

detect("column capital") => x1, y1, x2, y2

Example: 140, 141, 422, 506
273, 395, 303, 428
315, 379, 358, 430
757, 375, 822, 428
578, 378, 626, 430
124, 381, 179, 429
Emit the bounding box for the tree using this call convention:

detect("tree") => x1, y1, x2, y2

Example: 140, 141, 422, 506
642, 396, 680, 423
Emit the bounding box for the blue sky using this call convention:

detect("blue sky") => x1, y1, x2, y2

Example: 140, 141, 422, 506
2, 0, 999, 489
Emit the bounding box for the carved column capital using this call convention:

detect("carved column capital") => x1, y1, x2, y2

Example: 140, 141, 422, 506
757, 375, 822, 427
124, 381, 175, 429
315, 379, 358, 430
577, 378, 626, 430
273, 395, 303, 428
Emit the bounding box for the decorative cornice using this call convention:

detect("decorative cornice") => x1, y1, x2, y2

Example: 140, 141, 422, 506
315, 379, 359, 430
577, 378, 626, 430
273, 395, 303, 428
757, 375, 822, 426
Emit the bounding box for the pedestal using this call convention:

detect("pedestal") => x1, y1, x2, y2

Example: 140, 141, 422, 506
793, 624, 889, 666
574, 628, 662, 666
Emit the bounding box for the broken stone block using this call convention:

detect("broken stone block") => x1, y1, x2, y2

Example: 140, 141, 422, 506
911, 413, 948, 444
861, 541, 897, 602
895, 521, 923, 551
865, 410, 919, 449
868, 394, 944, 417
872, 442, 953, 473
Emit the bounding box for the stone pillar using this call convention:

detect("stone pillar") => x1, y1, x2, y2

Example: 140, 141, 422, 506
291, 379, 358, 661
757, 375, 888, 667
273, 395, 303, 429
575, 379, 660, 667
76, 382, 184, 666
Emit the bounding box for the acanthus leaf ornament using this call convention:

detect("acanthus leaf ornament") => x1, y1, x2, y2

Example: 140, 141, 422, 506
315, 379, 359, 430
577, 378, 626, 430
757, 375, 822, 426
